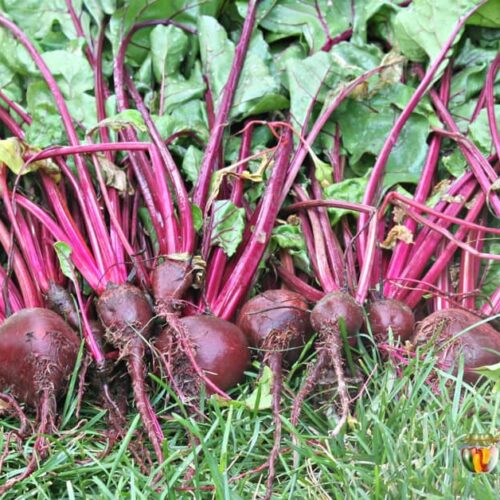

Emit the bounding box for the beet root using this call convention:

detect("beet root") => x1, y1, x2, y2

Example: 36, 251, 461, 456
412, 308, 500, 384
293, 292, 364, 440
96, 283, 164, 464
237, 289, 312, 365
152, 258, 192, 314
236, 289, 311, 499
0, 308, 80, 494
366, 299, 415, 343
155, 315, 250, 397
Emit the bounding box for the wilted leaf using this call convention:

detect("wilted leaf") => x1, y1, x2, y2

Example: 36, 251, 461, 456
95, 154, 132, 195
0, 137, 60, 180
380, 225, 414, 250
91, 109, 147, 134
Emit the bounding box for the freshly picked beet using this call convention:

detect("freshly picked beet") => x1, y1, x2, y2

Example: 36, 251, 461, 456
96, 283, 165, 463
237, 289, 312, 364
311, 291, 364, 347
0, 308, 80, 406
236, 289, 311, 497
155, 315, 250, 394
292, 291, 364, 439
366, 298, 415, 343
412, 308, 500, 383
152, 257, 192, 314
0, 308, 80, 493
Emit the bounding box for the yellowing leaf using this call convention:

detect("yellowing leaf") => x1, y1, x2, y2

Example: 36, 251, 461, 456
380, 225, 414, 250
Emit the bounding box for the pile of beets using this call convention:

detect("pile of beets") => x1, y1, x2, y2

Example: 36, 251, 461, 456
0, 1, 499, 496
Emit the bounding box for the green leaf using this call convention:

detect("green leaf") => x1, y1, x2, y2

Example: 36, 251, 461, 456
474, 361, 500, 392
210, 200, 246, 257
393, 0, 479, 63
243, 365, 273, 411
198, 16, 286, 120
0, 0, 79, 41
271, 223, 311, 274
323, 176, 369, 225
191, 204, 203, 232
467, 0, 500, 27
241, 0, 352, 53
182, 145, 203, 184
54, 241, 76, 281
25, 81, 66, 147
150, 25, 189, 82
332, 83, 432, 188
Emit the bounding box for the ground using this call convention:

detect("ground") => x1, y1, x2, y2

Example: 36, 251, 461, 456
1, 334, 499, 499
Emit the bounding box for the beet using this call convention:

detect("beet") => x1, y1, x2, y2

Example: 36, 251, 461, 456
152, 258, 192, 314
293, 292, 364, 439
0, 308, 80, 406
236, 289, 311, 497
412, 308, 500, 383
311, 291, 364, 346
366, 298, 415, 343
237, 289, 312, 364
155, 315, 249, 394
0, 308, 80, 493
96, 283, 164, 463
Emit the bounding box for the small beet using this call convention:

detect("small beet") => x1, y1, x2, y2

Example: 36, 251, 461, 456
156, 315, 249, 392
152, 258, 192, 313
367, 299, 415, 343
237, 289, 312, 364
292, 291, 363, 441
412, 308, 500, 384
96, 283, 164, 463
311, 291, 364, 345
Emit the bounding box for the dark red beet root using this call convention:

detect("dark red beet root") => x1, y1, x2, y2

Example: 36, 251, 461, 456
0, 308, 80, 406
237, 289, 312, 364
292, 291, 364, 446
0, 308, 80, 494
412, 309, 500, 384
311, 291, 364, 346
96, 283, 164, 464
236, 289, 310, 498
367, 299, 415, 343
156, 315, 250, 393
152, 258, 192, 313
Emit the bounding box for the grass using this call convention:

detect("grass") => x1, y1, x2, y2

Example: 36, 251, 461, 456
0, 333, 499, 499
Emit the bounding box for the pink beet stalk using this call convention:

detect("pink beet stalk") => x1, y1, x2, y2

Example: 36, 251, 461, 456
193, 0, 260, 212
357, 1, 487, 260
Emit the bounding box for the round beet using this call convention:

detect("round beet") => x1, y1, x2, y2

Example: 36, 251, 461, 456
311, 291, 364, 345
292, 291, 364, 442
152, 258, 192, 313
0, 308, 80, 494
367, 299, 415, 343
413, 309, 500, 384
237, 289, 312, 364
0, 308, 80, 406
156, 315, 249, 392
